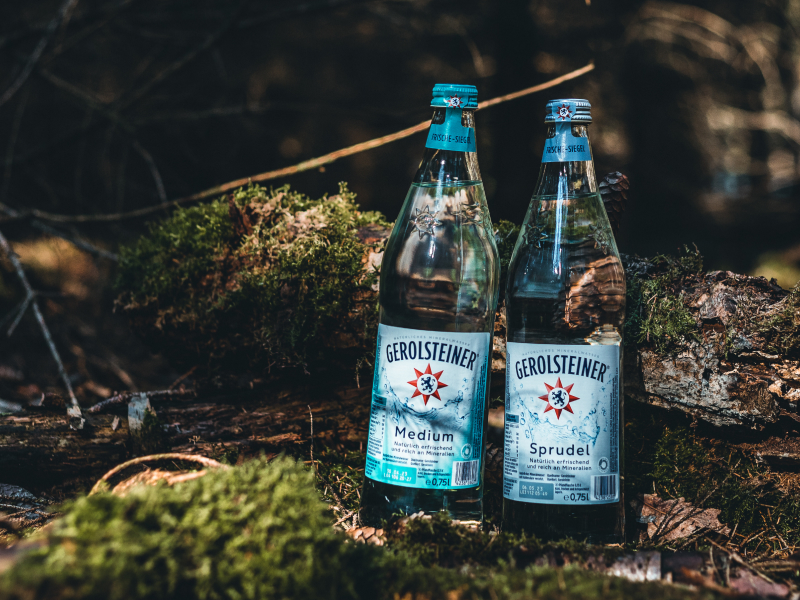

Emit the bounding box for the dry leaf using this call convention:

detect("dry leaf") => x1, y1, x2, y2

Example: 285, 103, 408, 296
641, 494, 731, 541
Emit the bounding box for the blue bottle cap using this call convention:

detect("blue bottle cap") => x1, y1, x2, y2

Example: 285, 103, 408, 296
544, 99, 592, 123
431, 84, 478, 109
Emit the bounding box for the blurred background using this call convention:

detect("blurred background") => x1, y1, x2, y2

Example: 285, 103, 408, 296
0, 0, 799, 284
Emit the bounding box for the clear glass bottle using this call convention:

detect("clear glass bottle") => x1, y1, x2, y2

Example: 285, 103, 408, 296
359, 84, 500, 527
501, 99, 626, 543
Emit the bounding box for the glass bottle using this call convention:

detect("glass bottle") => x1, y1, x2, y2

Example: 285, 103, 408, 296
359, 84, 500, 527
501, 99, 626, 543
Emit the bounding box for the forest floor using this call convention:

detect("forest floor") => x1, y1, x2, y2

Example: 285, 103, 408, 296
1, 236, 799, 599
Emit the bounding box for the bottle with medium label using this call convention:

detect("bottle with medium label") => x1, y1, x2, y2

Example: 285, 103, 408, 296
359, 84, 499, 527
501, 99, 626, 543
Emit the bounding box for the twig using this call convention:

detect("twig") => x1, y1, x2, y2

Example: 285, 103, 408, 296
6, 292, 33, 337
130, 139, 167, 203
333, 510, 355, 528
117, 0, 248, 111
0, 229, 83, 426
88, 388, 197, 414
89, 453, 229, 495
1, 87, 30, 204
237, 0, 360, 29
36, 68, 167, 211
706, 537, 779, 585
0, 203, 118, 261
29, 63, 595, 224
309, 404, 314, 465
169, 366, 198, 390
0, 0, 80, 110
30, 220, 119, 261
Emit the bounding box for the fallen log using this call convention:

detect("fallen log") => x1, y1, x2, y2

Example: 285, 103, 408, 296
0, 381, 370, 484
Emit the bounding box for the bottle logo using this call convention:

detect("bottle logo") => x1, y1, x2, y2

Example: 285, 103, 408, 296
556, 103, 573, 120
407, 364, 448, 406
446, 95, 464, 108
538, 377, 580, 419
410, 206, 442, 239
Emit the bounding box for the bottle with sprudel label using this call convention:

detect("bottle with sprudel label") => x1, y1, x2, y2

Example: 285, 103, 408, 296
359, 84, 499, 527
501, 99, 626, 543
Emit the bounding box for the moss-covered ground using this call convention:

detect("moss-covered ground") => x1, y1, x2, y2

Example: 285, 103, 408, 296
626, 401, 800, 562
0, 457, 721, 600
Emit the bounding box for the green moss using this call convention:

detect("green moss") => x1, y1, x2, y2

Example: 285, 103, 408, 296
116, 183, 386, 373
0, 457, 717, 600
626, 404, 800, 553
314, 447, 365, 514
0, 457, 380, 600
388, 511, 625, 569
758, 280, 800, 358
625, 248, 702, 353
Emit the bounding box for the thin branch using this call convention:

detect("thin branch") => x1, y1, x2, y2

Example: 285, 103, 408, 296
6, 293, 33, 337
0, 203, 118, 261
30, 63, 595, 224
88, 388, 197, 414
37, 68, 168, 207
0, 229, 83, 426
130, 139, 167, 203
89, 453, 229, 495
1, 88, 30, 204
29, 220, 119, 261
237, 0, 362, 29
0, 0, 80, 110
117, 0, 248, 111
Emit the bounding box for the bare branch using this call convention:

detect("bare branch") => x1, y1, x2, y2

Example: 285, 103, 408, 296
0, 203, 118, 261
28, 63, 595, 224
0, 229, 83, 427
0, 0, 80, 110
118, 0, 248, 111
88, 389, 198, 414
129, 140, 167, 204
1, 88, 30, 204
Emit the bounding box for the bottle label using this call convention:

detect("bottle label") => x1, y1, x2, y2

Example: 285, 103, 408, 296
365, 324, 491, 490
426, 108, 477, 153
541, 122, 591, 163
503, 343, 620, 505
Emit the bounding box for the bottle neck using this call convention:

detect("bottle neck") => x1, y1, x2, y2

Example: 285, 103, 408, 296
533, 123, 597, 197
413, 108, 482, 185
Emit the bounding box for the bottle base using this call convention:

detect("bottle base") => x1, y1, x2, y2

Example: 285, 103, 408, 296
359, 476, 483, 527
502, 498, 624, 545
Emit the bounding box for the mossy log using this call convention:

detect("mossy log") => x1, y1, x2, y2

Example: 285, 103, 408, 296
111, 183, 799, 429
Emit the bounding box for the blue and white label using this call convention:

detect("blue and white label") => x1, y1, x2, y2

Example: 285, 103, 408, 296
542, 122, 591, 163
426, 108, 476, 153
365, 324, 490, 490
503, 343, 620, 505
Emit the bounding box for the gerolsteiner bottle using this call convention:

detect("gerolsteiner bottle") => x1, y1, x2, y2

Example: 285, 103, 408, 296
501, 99, 626, 543
359, 84, 499, 527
